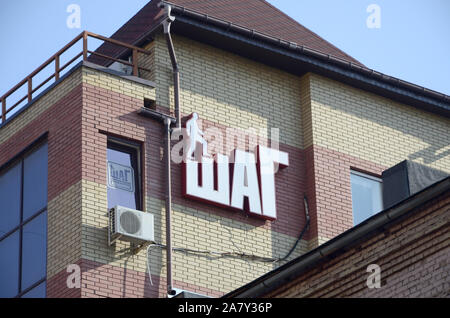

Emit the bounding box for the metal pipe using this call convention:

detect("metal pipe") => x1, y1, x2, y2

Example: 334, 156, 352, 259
137, 107, 176, 296
160, 3, 181, 129
166, 35, 180, 129
164, 117, 175, 296
158, 2, 179, 297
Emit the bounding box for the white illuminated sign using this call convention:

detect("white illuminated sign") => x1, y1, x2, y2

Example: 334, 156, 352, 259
182, 113, 289, 220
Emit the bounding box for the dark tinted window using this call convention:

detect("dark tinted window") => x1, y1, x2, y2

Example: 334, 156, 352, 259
0, 163, 21, 235
0, 142, 47, 298
21, 211, 47, 291
21, 281, 46, 298
23, 143, 48, 220
0, 231, 20, 297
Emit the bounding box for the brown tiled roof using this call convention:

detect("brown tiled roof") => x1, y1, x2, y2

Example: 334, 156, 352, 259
97, 0, 363, 66
89, 1, 164, 63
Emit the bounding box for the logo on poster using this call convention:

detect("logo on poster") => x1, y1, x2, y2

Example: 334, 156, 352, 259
108, 162, 135, 192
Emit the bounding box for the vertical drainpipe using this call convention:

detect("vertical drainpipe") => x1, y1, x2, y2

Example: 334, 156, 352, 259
161, 3, 181, 129
136, 107, 176, 296
160, 2, 178, 296
164, 117, 175, 296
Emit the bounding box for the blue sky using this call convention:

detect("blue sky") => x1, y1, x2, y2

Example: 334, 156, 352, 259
267, 0, 450, 95
1, 0, 449, 103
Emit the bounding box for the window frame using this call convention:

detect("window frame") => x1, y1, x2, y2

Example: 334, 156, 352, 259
350, 169, 383, 226
0, 139, 48, 298
350, 170, 383, 183
107, 137, 143, 211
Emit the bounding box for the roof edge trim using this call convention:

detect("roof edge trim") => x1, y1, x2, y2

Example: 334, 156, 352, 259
160, 1, 450, 116
223, 176, 450, 298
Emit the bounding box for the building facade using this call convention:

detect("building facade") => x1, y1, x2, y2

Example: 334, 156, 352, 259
0, 0, 449, 298
225, 177, 450, 298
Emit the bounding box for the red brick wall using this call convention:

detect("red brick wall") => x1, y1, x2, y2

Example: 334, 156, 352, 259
305, 144, 386, 243
47, 258, 224, 298
0, 83, 84, 298
1, 76, 395, 298
47, 260, 83, 298
81, 82, 310, 239
0, 84, 83, 202
264, 191, 450, 298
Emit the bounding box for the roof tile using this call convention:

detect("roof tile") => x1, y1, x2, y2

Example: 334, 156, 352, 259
95, 0, 363, 66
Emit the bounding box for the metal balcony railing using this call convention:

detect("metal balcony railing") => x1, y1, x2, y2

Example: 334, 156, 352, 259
1, 31, 152, 124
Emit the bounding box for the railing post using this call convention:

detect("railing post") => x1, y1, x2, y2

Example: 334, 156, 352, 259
83, 32, 88, 61
55, 54, 60, 81
27, 77, 32, 102
1, 98, 5, 123
132, 49, 138, 76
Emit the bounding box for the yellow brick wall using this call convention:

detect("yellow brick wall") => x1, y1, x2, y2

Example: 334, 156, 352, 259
47, 180, 82, 278
300, 75, 313, 148
0, 47, 307, 296
0, 64, 157, 284
151, 33, 303, 149
0, 68, 82, 144
0, 64, 156, 146
139, 41, 155, 82
306, 73, 450, 172
170, 200, 307, 293
80, 178, 308, 294
0, 69, 83, 281
81, 67, 156, 102
76, 56, 308, 295
6, 28, 447, 298
92, 33, 306, 294
79, 33, 448, 296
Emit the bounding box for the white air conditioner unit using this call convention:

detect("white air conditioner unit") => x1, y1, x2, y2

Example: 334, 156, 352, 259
108, 206, 154, 245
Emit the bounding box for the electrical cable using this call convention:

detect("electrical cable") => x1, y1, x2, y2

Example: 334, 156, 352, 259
145, 195, 311, 286
276, 195, 311, 262
146, 243, 165, 286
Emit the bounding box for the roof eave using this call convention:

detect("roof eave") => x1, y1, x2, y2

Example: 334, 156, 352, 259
160, 1, 450, 118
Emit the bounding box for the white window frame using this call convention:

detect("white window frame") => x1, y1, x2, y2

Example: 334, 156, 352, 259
350, 170, 383, 225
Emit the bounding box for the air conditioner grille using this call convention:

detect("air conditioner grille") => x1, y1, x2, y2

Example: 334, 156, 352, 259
110, 209, 116, 234
120, 211, 141, 235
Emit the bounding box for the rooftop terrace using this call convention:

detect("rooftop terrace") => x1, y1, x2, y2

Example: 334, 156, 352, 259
0, 31, 152, 125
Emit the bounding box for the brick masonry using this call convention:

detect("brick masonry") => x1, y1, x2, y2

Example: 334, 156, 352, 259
264, 192, 450, 298
48, 258, 224, 298
300, 71, 450, 246
0, 31, 449, 298
305, 73, 450, 173
0, 79, 85, 286
305, 144, 387, 244
78, 78, 310, 295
